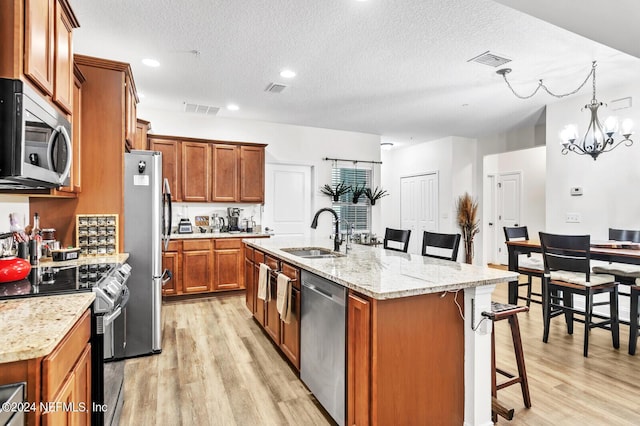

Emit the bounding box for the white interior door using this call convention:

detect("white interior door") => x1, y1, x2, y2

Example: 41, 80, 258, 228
264, 164, 312, 236
496, 172, 521, 264
401, 173, 439, 254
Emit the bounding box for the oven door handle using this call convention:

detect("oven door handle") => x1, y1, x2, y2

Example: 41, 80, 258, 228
102, 306, 122, 327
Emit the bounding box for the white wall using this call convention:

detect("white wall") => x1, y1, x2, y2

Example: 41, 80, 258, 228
139, 107, 382, 238
545, 81, 640, 238
482, 146, 546, 264
0, 195, 30, 234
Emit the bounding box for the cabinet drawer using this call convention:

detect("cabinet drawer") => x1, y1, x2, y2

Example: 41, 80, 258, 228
42, 310, 91, 399
214, 238, 242, 250
281, 262, 300, 290
265, 255, 279, 271
244, 245, 254, 262
254, 250, 265, 264
183, 239, 211, 251
165, 240, 182, 252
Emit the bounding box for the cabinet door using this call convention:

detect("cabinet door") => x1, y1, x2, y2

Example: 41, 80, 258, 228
42, 370, 75, 425
214, 248, 242, 290
182, 142, 210, 202
245, 256, 254, 312
280, 287, 300, 370
264, 278, 281, 343
134, 119, 149, 150
53, 0, 73, 113
253, 251, 265, 325
162, 251, 181, 295
149, 139, 181, 201
347, 292, 371, 426
239, 145, 265, 203
24, 0, 55, 95
73, 344, 92, 426
211, 144, 239, 202
182, 249, 213, 294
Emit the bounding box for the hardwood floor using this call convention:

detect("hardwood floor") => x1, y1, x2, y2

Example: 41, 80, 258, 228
119, 294, 331, 425
120, 279, 640, 425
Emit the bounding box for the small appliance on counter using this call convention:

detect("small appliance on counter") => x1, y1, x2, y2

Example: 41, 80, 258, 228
177, 218, 193, 234
227, 207, 242, 232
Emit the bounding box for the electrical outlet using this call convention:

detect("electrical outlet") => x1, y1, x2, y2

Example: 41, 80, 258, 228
566, 213, 581, 223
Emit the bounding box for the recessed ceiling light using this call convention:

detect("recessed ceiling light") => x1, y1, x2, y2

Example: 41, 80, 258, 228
226, 104, 240, 111
280, 69, 296, 79
142, 58, 160, 67
380, 142, 394, 150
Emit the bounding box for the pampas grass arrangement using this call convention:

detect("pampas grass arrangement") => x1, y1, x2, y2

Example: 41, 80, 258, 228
456, 192, 479, 264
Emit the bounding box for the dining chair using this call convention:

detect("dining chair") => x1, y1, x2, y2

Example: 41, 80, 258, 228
631, 282, 640, 355
539, 232, 620, 357
383, 228, 411, 253
503, 226, 544, 307
421, 231, 461, 261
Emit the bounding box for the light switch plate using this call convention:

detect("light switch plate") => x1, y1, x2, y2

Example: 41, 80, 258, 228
566, 213, 581, 223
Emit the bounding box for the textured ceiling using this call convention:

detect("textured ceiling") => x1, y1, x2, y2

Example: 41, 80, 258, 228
69, 0, 640, 146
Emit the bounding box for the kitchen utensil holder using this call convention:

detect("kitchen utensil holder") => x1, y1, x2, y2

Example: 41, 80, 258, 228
76, 214, 119, 256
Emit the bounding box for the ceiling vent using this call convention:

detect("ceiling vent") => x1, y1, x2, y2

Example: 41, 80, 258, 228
184, 103, 219, 115
467, 51, 512, 67
265, 83, 287, 93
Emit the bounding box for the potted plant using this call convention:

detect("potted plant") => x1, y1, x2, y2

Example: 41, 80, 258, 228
364, 186, 388, 205
351, 184, 366, 204
320, 182, 351, 202
456, 192, 479, 264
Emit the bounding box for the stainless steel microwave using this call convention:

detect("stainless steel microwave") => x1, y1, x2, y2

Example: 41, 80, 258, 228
0, 78, 72, 189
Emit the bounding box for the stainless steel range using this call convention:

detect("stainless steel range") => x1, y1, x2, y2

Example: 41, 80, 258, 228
0, 260, 131, 426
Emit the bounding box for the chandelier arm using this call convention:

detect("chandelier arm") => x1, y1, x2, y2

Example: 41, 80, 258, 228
600, 137, 634, 153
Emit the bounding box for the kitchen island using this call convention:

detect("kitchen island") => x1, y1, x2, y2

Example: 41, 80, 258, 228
243, 237, 517, 426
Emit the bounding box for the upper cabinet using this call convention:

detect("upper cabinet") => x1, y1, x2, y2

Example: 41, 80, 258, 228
134, 119, 151, 151
239, 146, 265, 202
124, 73, 138, 150
2, 0, 79, 114
148, 135, 266, 203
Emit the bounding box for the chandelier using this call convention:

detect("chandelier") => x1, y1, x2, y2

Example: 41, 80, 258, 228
497, 61, 634, 161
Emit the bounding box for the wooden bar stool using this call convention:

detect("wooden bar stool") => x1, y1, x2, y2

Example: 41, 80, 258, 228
489, 302, 532, 421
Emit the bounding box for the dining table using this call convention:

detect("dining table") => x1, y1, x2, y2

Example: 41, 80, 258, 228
505, 239, 640, 305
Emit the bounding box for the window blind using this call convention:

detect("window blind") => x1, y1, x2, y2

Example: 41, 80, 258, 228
331, 167, 371, 231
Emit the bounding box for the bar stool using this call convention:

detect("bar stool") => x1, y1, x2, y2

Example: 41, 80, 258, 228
489, 302, 531, 422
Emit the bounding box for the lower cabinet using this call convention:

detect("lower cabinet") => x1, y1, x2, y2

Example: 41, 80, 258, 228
163, 237, 267, 297
347, 292, 371, 426
244, 244, 301, 370
0, 309, 92, 426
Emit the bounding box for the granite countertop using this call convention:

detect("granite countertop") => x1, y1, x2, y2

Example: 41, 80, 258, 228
0, 292, 95, 363
243, 236, 518, 300
171, 231, 270, 240
38, 253, 130, 268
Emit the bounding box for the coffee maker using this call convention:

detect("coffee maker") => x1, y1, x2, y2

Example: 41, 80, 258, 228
227, 207, 242, 232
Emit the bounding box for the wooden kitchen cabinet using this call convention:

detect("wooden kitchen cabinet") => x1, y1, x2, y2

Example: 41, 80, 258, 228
124, 73, 138, 150
280, 262, 301, 369
211, 144, 239, 202
181, 142, 210, 202
24, 0, 55, 95
213, 238, 243, 291
181, 239, 213, 293
149, 138, 181, 201
162, 240, 182, 296
239, 145, 265, 202
52, 0, 73, 113
253, 250, 265, 326
244, 247, 255, 312
347, 292, 371, 426
134, 118, 150, 150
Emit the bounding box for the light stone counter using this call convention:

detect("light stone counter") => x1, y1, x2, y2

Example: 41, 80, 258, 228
170, 231, 270, 240
244, 236, 518, 300
38, 253, 130, 268
0, 292, 95, 363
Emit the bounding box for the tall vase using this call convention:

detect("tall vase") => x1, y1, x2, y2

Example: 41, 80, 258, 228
464, 239, 473, 264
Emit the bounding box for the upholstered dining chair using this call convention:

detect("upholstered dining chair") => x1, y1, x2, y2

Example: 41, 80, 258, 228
503, 226, 544, 307
421, 231, 461, 261
383, 228, 411, 253
539, 232, 620, 357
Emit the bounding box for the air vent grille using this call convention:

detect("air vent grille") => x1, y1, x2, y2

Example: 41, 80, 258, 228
467, 51, 512, 67
184, 103, 219, 115
265, 83, 287, 93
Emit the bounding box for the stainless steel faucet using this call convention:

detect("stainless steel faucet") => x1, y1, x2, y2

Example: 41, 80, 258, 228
310, 208, 342, 252
339, 219, 353, 254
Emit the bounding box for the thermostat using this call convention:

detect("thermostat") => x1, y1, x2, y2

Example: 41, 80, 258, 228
570, 187, 583, 196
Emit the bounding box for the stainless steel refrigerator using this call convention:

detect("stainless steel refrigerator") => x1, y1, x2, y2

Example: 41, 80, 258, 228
115, 151, 172, 359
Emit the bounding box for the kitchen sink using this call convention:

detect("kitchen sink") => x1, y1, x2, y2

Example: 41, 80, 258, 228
281, 247, 345, 259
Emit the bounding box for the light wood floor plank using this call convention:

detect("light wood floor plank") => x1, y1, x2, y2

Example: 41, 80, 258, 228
119, 280, 640, 425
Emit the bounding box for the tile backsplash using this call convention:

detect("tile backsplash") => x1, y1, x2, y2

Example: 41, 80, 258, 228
0, 195, 30, 233
172, 202, 262, 232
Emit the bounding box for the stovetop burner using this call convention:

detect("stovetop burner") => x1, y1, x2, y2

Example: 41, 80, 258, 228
0, 262, 118, 300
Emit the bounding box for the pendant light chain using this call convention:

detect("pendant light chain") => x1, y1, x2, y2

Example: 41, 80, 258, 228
498, 61, 596, 100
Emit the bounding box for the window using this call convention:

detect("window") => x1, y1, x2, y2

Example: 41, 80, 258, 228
331, 167, 372, 232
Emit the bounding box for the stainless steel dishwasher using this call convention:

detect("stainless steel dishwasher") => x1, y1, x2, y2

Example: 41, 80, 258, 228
300, 270, 346, 426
